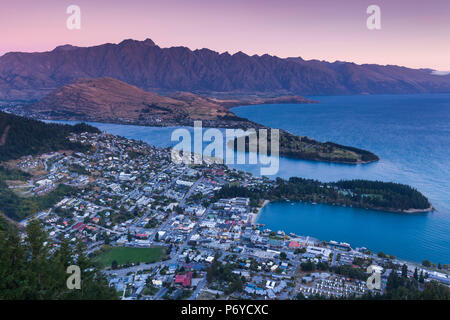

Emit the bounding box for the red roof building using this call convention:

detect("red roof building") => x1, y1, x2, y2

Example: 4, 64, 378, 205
289, 241, 301, 248
72, 222, 83, 230
174, 272, 192, 287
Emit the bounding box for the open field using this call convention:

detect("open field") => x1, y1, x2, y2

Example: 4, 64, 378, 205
94, 246, 166, 267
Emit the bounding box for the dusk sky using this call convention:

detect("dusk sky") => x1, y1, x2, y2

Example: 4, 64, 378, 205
1, 0, 449, 70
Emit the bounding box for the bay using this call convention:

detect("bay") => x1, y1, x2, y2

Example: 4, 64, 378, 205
49, 93, 450, 263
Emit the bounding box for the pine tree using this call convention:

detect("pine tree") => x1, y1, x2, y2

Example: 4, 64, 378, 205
0, 220, 118, 300
401, 264, 408, 278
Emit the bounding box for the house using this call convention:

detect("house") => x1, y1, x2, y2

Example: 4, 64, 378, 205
168, 263, 178, 274
174, 272, 192, 287
289, 241, 301, 248
306, 246, 331, 258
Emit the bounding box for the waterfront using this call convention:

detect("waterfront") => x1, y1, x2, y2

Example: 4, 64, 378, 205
47, 94, 450, 263
258, 201, 446, 263
234, 94, 450, 264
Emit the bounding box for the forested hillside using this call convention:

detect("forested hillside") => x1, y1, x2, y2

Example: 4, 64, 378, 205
0, 111, 99, 161
0, 220, 118, 299
214, 177, 431, 212
0, 166, 77, 221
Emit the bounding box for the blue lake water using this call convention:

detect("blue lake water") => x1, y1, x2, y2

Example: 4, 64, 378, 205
233, 94, 450, 264
51, 93, 450, 263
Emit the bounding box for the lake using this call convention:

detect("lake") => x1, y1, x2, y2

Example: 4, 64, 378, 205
50, 93, 450, 263
233, 94, 450, 264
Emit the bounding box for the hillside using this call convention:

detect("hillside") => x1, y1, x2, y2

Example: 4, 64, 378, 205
18, 78, 377, 164
21, 77, 315, 128
23, 77, 231, 125
0, 111, 99, 161
1, 38, 450, 101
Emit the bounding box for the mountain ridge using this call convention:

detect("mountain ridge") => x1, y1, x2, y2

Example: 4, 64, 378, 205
1, 38, 450, 101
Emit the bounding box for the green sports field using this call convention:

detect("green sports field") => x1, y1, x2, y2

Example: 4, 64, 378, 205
94, 246, 166, 267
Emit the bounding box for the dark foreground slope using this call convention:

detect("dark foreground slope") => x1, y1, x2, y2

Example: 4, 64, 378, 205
0, 220, 118, 299
0, 111, 99, 161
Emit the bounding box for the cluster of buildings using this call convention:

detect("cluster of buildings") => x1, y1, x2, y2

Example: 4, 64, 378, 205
7, 131, 448, 300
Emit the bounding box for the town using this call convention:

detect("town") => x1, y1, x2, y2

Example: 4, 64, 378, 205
6, 131, 449, 300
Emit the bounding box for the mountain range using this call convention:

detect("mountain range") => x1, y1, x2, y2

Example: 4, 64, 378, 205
1, 38, 450, 101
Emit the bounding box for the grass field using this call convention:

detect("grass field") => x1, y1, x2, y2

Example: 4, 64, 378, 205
94, 246, 166, 267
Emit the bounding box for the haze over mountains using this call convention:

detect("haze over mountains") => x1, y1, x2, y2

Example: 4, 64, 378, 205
1, 38, 450, 101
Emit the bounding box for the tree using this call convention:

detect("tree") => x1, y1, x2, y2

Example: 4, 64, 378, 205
401, 264, 408, 278
296, 292, 306, 300
279, 252, 287, 260
317, 262, 329, 271
103, 232, 110, 245
422, 260, 431, 268
413, 267, 418, 280
111, 260, 118, 270
0, 220, 118, 299
300, 260, 316, 272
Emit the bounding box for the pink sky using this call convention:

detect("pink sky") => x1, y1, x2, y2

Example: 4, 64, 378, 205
1, 0, 449, 70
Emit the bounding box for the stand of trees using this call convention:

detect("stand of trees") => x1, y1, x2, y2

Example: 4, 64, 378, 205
332, 265, 368, 281
0, 111, 99, 161
363, 269, 449, 300
0, 174, 77, 221
234, 131, 379, 163
335, 180, 430, 211
206, 258, 243, 295
214, 177, 431, 212
0, 220, 118, 299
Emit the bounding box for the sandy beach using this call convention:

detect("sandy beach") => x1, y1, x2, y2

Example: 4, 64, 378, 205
251, 200, 270, 225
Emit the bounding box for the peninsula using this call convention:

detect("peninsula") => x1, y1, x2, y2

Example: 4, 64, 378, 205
13, 78, 379, 164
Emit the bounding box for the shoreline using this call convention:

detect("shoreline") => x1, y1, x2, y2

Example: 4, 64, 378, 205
251, 200, 269, 226
269, 199, 434, 215
32, 115, 378, 165
402, 206, 434, 213
256, 201, 447, 264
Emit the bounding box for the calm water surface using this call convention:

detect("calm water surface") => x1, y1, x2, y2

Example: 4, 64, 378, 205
51, 94, 450, 263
